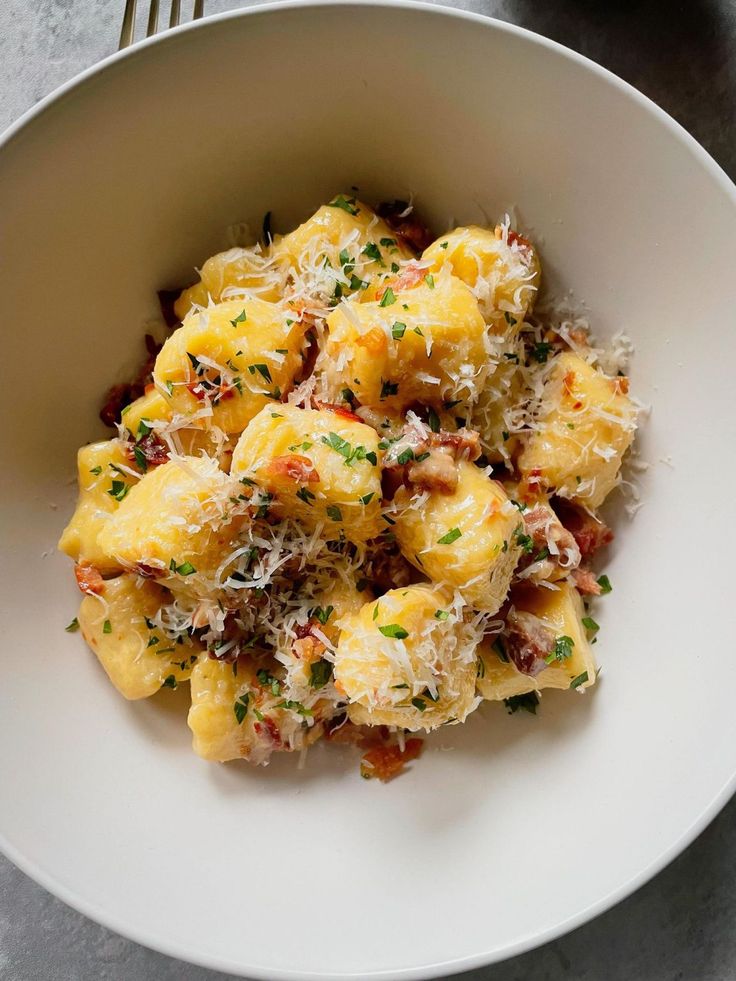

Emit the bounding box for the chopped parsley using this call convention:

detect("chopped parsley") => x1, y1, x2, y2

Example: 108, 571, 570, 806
545, 635, 574, 664
391, 321, 407, 339
248, 363, 272, 384
434, 609, 449, 621
380, 379, 399, 399
326, 504, 343, 521
360, 492, 374, 505
411, 697, 426, 712
169, 559, 196, 576
133, 445, 148, 472
312, 605, 334, 625
320, 432, 373, 466
296, 486, 315, 505
65, 617, 79, 633
582, 616, 600, 633
570, 671, 589, 689
378, 287, 396, 308
162, 675, 178, 689
107, 480, 130, 502
513, 524, 534, 553
396, 448, 414, 466
504, 312, 517, 327
234, 693, 250, 724
437, 527, 462, 545
361, 242, 382, 263
256, 668, 282, 696
328, 194, 359, 215
378, 623, 409, 640
428, 407, 440, 433
230, 309, 247, 327
425, 273, 435, 289
310, 659, 333, 690
532, 341, 551, 363
89, 466, 103, 475
597, 575, 612, 594
379, 237, 396, 248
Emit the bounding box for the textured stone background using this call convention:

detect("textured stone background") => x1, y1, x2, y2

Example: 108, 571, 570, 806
1, 1, 734, 979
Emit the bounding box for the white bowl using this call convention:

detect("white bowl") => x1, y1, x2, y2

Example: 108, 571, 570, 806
1, 3, 735, 977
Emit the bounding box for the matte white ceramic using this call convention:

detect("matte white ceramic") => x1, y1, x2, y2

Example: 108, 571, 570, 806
1, 3, 735, 978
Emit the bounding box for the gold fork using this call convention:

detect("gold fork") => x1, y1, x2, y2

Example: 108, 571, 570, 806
119, 0, 205, 49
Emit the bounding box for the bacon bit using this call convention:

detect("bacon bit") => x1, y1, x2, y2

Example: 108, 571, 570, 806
554, 501, 614, 559
363, 538, 414, 590
360, 738, 424, 782
292, 634, 327, 663
74, 563, 105, 596
126, 433, 169, 468
294, 328, 319, 386
313, 400, 363, 423
266, 454, 319, 483
376, 262, 426, 301
613, 376, 630, 395
505, 610, 555, 675
572, 566, 602, 595
519, 502, 581, 574
254, 716, 282, 748
430, 428, 481, 462
99, 334, 163, 427
507, 229, 533, 251
494, 226, 532, 251
376, 200, 433, 253
356, 327, 388, 354
407, 451, 458, 494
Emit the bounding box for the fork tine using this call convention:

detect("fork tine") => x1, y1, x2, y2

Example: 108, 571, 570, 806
119, 0, 137, 48
146, 0, 159, 36
169, 0, 181, 28
193, 0, 204, 19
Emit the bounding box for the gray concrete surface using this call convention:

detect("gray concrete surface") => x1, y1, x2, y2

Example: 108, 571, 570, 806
1, 1, 735, 978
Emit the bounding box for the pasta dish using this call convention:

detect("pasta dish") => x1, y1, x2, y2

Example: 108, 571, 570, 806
59, 194, 639, 780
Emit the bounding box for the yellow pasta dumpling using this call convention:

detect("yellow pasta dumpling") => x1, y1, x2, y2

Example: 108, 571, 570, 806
174, 244, 286, 321
423, 224, 540, 331
477, 582, 597, 699
392, 462, 521, 614
230, 403, 382, 542
77, 574, 200, 699
320, 272, 489, 410
519, 352, 637, 508
188, 655, 323, 763
273, 196, 413, 300
58, 440, 139, 574
97, 455, 243, 584
122, 389, 233, 464
335, 585, 481, 731
154, 298, 306, 434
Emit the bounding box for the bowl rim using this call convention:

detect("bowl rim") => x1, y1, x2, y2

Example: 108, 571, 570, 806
1, 2, 735, 978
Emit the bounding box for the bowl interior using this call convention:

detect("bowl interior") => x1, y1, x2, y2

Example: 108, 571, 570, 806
1, 4, 735, 977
